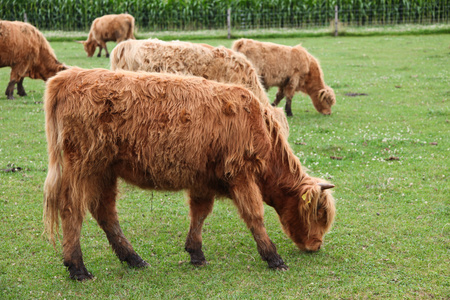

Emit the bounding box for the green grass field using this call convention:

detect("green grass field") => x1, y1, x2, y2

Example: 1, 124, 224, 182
0, 34, 449, 299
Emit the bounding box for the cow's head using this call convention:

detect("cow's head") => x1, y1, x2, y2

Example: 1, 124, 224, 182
77, 41, 96, 57
278, 181, 335, 252
300, 55, 336, 115
312, 86, 336, 115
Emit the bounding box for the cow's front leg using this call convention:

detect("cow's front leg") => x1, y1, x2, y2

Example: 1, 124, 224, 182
230, 177, 288, 270
98, 41, 109, 58
185, 190, 214, 266
285, 96, 294, 117
17, 78, 27, 96
282, 77, 299, 117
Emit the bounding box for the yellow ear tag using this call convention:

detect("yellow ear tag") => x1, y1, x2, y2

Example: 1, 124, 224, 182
302, 192, 311, 204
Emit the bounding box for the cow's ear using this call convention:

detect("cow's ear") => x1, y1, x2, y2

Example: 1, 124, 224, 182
318, 183, 334, 191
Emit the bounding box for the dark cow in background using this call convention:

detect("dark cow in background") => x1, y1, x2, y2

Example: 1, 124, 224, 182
78, 14, 135, 58
0, 21, 66, 99
43, 67, 336, 281
233, 38, 336, 116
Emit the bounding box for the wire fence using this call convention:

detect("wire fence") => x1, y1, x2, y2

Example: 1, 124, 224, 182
0, 1, 449, 32
234, 6, 450, 30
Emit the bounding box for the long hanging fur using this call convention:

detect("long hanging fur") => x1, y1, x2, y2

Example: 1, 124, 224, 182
43, 68, 335, 279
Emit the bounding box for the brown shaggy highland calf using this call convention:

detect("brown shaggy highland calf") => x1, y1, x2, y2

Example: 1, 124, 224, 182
232, 38, 336, 116
44, 67, 335, 281
110, 38, 289, 137
79, 14, 135, 58
0, 21, 66, 99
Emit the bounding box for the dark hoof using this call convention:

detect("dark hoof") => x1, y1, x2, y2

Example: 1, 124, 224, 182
72, 271, 94, 281
124, 253, 149, 268
132, 260, 150, 268
66, 264, 93, 281
106, 54, 110, 58
7, 95, 14, 100
190, 259, 208, 267
286, 111, 293, 117
185, 247, 207, 266
266, 255, 288, 270
274, 264, 289, 271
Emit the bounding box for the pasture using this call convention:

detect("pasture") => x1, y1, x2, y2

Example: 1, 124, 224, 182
0, 34, 448, 298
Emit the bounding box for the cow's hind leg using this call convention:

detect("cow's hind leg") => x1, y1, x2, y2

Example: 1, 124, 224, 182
283, 76, 300, 117
5, 79, 16, 99
271, 87, 285, 108
89, 170, 149, 268
6, 66, 27, 99
60, 172, 93, 280
231, 177, 288, 270
185, 190, 214, 266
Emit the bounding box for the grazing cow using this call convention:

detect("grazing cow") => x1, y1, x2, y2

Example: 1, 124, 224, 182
0, 21, 66, 99
232, 38, 336, 116
43, 68, 335, 281
110, 38, 289, 137
79, 14, 135, 58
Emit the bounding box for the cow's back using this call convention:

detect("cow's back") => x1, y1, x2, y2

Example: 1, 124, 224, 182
91, 14, 134, 42
46, 68, 271, 191
232, 39, 296, 87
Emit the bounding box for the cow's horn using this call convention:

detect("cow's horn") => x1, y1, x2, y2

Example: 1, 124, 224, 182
318, 183, 335, 190
75, 41, 85, 44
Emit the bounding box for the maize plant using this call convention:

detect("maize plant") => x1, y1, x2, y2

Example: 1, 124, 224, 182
0, 0, 448, 31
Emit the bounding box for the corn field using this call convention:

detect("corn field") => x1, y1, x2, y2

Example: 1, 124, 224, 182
0, 0, 449, 31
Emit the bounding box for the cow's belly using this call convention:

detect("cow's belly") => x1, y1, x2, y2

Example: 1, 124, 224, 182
113, 159, 200, 191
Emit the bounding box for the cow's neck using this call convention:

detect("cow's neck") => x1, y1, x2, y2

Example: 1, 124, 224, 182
259, 138, 307, 215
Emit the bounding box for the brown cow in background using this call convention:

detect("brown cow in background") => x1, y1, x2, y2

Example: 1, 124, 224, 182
233, 38, 336, 116
0, 21, 66, 99
79, 14, 135, 58
43, 67, 335, 281
110, 38, 289, 137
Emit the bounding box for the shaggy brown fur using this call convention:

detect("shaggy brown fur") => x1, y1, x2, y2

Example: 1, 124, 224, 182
0, 21, 66, 99
232, 38, 336, 116
43, 68, 335, 281
110, 38, 289, 137
79, 14, 135, 58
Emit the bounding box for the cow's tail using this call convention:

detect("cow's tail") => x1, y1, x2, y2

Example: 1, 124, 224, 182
128, 16, 136, 40
43, 79, 63, 247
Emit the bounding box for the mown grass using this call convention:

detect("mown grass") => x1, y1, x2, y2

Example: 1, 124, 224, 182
0, 35, 448, 299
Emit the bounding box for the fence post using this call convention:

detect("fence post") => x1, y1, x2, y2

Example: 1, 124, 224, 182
24, 12, 28, 23
334, 6, 338, 37
227, 8, 231, 39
